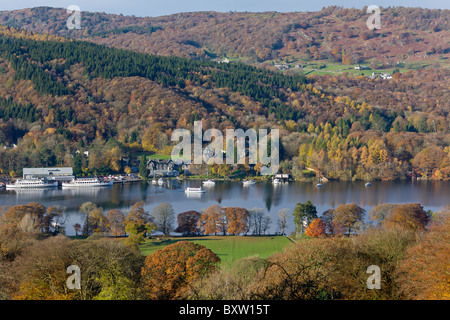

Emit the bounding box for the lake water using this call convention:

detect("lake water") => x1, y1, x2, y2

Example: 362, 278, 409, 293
1, 180, 449, 235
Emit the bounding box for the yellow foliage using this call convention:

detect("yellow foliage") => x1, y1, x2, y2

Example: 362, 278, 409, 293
45, 128, 57, 135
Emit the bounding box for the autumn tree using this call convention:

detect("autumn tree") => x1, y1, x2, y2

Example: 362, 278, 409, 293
190, 256, 265, 300
106, 209, 126, 237
199, 205, 224, 235
0, 223, 32, 263
0, 202, 46, 234
71, 237, 145, 300
11, 236, 74, 300
225, 207, 249, 235
396, 209, 450, 299
385, 203, 430, 232
305, 218, 326, 238
79, 202, 107, 236
332, 203, 365, 236
254, 238, 341, 300
369, 203, 398, 227
141, 241, 220, 299
320, 209, 345, 235
11, 236, 144, 300
174, 211, 201, 236
334, 226, 416, 300
412, 146, 446, 178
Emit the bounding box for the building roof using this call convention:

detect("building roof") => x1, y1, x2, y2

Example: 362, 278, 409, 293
23, 167, 73, 175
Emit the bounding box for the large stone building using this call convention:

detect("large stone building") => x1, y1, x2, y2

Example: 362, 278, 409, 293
23, 167, 74, 181
146, 158, 188, 177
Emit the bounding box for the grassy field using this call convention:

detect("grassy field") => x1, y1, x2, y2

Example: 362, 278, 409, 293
269, 58, 446, 76
139, 235, 291, 266
148, 153, 172, 160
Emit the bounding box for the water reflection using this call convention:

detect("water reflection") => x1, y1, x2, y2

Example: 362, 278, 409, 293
1, 180, 449, 235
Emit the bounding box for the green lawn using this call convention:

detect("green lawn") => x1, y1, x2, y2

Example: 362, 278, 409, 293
139, 235, 291, 266
148, 153, 172, 160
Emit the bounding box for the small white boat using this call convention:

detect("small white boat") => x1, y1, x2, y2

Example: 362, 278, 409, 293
365, 182, 372, 187
316, 183, 323, 188
273, 178, 281, 184
62, 178, 113, 188
243, 179, 256, 186
151, 179, 157, 185
185, 187, 206, 193
157, 178, 164, 185
202, 179, 215, 186
6, 178, 57, 189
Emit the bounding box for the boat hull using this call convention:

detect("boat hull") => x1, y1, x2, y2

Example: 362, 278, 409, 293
62, 181, 113, 188
185, 188, 206, 193
6, 182, 57, 189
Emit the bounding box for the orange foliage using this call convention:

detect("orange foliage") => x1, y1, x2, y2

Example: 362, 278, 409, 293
141, 241, 220, 299
305, 218, 326, 237
385, 203, 430, 231
396, 210, 450, 299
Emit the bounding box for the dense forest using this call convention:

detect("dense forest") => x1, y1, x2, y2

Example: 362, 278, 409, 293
0, 6, 448, 67
0, 6, 449, 181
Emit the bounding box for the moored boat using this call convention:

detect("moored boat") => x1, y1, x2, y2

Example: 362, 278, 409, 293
62, 178, 113, 188
6, 178, 58, 189
185, 187, 206, 193
243, 179, 256, 186
202, 179, 215, 186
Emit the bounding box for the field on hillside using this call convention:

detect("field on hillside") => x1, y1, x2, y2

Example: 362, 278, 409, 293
139, 236, 292, 265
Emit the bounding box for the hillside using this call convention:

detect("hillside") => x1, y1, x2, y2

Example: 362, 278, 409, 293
0, 6, 449, 72
0, 8, 449, 182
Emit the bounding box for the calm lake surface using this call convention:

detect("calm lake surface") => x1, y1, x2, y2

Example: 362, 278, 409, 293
1, 180, 449, 235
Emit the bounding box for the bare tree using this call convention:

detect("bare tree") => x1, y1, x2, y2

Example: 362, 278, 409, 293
277, 209, 290, 235
152, 202, 175, 236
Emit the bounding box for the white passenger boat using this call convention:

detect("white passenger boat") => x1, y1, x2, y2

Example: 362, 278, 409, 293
157, 178, 164, 185
6, 178, 58, 189
185, 187, 206, 193
62, 178, 113, 188
243, 179, 256, 186
202, 179, 215, 186
273, 178, 281, 184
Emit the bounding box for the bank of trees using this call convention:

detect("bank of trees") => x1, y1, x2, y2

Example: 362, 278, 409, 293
0, 199, 447, 300
191, 208, 449, 300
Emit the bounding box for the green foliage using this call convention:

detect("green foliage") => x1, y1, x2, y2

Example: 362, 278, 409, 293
138, 156, 149, 179
292, 200, 318, 234
0, 97, 37, 122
